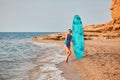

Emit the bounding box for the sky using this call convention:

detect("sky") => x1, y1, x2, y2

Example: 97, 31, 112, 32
0, 0, 112, 32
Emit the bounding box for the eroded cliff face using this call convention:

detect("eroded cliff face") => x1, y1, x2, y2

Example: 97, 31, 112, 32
83, 0, 120, 40
111, 0, 120, 20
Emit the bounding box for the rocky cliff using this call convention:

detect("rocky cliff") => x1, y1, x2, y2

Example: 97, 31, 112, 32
111, 0, 120, 20
84, 0, 120, 40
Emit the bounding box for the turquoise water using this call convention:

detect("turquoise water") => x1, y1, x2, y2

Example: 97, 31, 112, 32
0, 32, 66, 80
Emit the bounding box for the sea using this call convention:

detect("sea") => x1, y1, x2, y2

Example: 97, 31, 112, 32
0, 32, 66, 80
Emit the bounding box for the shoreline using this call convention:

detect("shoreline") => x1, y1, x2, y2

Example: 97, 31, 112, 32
32, 37, 120, 80
31, 39, 82, 80
29, 41, 68, 80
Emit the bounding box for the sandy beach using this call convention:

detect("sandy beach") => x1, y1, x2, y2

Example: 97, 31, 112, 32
32, 37, 120, 80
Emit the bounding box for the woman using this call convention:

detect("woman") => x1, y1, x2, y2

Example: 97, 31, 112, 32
64, 29, 72, 63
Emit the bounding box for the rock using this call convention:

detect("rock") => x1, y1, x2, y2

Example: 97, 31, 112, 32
104, 25, 113, 31
105, 21, 113, 25
33, 33, 66, 40
111, 0, 120, 20
114, 19, 120, 24
113, 24, 120, 30
84, 21, 120, 40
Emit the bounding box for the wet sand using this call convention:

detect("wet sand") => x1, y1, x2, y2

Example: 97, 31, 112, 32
32, 38, 120, 80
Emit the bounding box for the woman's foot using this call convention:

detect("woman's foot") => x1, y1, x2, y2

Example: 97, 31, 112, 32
65, 58, 68, 63
65, 53, 71, 63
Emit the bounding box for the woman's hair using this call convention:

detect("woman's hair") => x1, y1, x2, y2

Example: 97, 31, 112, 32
68, 29, 72, 33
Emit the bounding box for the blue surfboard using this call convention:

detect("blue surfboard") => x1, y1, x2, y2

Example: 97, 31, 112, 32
72, 15, 84, 59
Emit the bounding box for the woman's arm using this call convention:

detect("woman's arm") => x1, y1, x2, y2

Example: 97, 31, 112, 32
70, 36, 72, 42
65, 34, 68, 41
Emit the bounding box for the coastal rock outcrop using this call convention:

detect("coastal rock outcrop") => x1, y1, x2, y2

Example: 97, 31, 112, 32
84, 20, 120, 40
84, 0, 120, 40
32, 33, 66, 41
111, 0, 120, 20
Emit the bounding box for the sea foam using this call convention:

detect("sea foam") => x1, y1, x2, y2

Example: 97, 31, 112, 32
31, 41, 67, 80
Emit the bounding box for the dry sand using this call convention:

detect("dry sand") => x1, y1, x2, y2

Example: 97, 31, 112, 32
32, 38, 120, 80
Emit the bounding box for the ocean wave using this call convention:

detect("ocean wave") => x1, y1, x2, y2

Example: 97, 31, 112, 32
0, 38, 66, 80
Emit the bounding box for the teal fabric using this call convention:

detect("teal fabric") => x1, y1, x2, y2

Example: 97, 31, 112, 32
72, 15, 84, 59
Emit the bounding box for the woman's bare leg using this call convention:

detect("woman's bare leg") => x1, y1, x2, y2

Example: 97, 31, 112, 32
65, 46, 71, 63
64, 45, 67, 55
